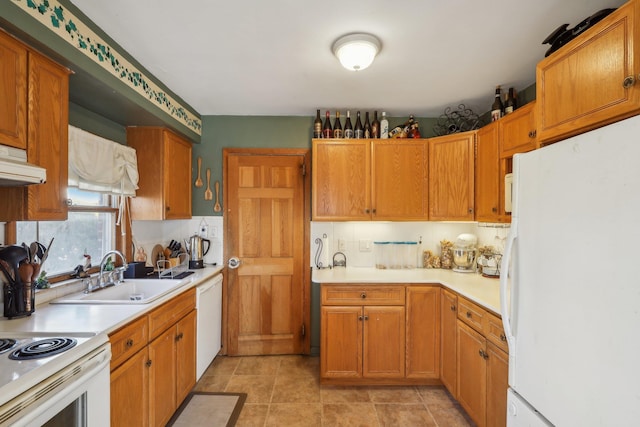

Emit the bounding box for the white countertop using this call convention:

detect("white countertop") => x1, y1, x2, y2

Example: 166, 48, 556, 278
0, 266, 224, 335
312, 267, 502, 315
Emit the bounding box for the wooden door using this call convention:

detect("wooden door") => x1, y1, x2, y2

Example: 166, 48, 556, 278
440, 289, 458, 396
363, 305, 405, 378
475, 123, 500, 223
406, 286, 440, 379
110, 348, 149, 427
428, 132, 475, 221
175, 310, 196, 405
499, 102, 537, 157
149, 327, 177, 427
372, 140, 428, 220
163, 130, 192, 219
486, 342, 509, 427
457, 321, 487, 427
0, 30, 27, 149
225, 150, 309, 355
312, 139, 371, 220
321, 305, 363, 378
537, 0, 640, 143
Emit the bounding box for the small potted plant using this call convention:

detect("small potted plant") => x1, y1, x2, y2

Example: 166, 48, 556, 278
35, 270, 49, 289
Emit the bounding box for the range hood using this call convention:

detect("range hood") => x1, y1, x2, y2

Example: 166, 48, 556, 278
0, 145, 46, 186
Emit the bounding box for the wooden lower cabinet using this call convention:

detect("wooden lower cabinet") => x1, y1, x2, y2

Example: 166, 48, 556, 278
440, 289, 457, 395
457, 320, 488, 425
486, 341, 509, 427
363, 305, 406, 378
109, 289, 196, 427
406, 286, 440, 379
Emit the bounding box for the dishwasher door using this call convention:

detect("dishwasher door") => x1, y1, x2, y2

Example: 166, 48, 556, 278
196, 273, 223, 380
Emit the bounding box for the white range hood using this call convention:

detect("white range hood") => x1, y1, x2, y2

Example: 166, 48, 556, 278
0, 145, 46, 186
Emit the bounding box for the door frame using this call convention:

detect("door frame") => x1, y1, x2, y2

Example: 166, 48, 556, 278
222, 148, 312, 354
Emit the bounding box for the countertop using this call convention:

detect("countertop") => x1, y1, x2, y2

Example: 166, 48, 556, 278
0, 266, 224, 335
312, 267, 502, 315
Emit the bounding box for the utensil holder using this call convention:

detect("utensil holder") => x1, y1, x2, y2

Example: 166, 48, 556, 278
3, 278, 35, 319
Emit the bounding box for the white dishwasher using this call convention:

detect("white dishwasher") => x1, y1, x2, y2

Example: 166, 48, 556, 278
196, 273, 223, 380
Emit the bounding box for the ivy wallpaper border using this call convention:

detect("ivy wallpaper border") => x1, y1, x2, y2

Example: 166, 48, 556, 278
12, 0, 202, 135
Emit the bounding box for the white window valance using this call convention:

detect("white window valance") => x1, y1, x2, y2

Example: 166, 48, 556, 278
68, 125, 139, 196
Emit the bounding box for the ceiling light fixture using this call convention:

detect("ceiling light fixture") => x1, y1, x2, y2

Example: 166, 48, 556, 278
332, 33, 381, 71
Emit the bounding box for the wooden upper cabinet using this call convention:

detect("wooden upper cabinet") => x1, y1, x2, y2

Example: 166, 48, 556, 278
127, 127, 192, 220
428, 131, 475, 221
537, 0, 640, 144
0, 30, 27, 150
372, 140, 428, 220
499, 102, 537, 157
475, 123, 500, 223
312, 139, 371, 221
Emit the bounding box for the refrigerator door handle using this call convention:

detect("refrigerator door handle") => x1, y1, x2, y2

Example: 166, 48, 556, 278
500, 221, 517, 351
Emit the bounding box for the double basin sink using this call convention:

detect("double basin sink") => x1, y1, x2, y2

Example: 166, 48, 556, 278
50, 279, 184, 305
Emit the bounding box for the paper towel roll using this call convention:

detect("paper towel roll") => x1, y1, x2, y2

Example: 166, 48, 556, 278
320, 237, 330, 268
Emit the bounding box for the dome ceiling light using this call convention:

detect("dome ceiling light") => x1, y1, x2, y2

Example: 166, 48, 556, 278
332, 33, 382, 71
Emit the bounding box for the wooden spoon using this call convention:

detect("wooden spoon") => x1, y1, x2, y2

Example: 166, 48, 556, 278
214, 180, 222, 212
194, 156, 203, 188
204, 168, 213, 200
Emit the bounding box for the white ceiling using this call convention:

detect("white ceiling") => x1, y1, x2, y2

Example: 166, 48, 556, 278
69, 0, 625, 118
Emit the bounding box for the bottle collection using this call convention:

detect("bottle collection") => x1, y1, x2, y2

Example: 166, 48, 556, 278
314, 110, 417, 139
490, 85, 518, 122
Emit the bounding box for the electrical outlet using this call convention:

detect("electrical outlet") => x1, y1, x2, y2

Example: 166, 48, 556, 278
199, 224, 209, 237
338, 238, 346, 251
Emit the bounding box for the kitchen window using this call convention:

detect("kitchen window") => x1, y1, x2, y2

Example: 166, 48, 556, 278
16, 187, 118, 277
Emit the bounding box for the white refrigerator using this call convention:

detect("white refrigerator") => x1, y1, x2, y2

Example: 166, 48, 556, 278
500, 115, 640, 426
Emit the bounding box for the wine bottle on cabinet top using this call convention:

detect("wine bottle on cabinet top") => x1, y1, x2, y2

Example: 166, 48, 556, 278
333, 111, 343, 138
323, 110, 332, 138
344, 111, 354, 138
491, 86, 504, 122
354, 111, 364, 139
363, 112, 372, 138
380, 112, 389, 139
371, 111, 380, 138
504, 87, 517, 114
313, 109, 322, 138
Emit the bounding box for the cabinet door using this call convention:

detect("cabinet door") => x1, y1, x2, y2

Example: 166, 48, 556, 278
537, 0, 640, 144
363, 305, 405, 378
149, 327, 177, 427
428, 132, 475, 220
372, 140, 428, 220
486, 342, 509, 427
176, 310, 197, 405
163, 130, 192, 219
0, 30, 27, 149
440, 289, 457, 396
499, 102, 537, 157
475, 123, 500, 222
25, 52, 69, 220
457, 320, 487, 427
111, 347, 149, 427
312, 139, 371, 220
321, 306, 363, 378
406, 286, 440, 379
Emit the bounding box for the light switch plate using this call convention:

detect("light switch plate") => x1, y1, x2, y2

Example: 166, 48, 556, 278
338, 238, 346, 251
359, 239, 373, 252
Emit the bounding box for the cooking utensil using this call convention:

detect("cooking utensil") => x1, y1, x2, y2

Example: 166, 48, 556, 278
214, 180, 221, 212
204, 168, 213, 200
19, 263, 34, 311
30, 242, 39, 263
195, 156, 203, 187
22, 242, 31, 263
40, 237, 54, 265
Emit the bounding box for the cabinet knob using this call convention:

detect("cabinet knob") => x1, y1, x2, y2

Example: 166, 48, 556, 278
528, 130, 537, 138
450, 305, 456, 311
479, 349, 489, 360
492, 207, 497, 213
126, 339, 134, 348
175, 332, 184, 341
166, 206, 170, 211
146, 360, 152, 367
364, 208, 370, 214
500, 333, 507, 342
372, 209, 376, 214
363, 315, 369, 321
623, 75, 636, 89
466, 311, 472, 318
468, 208, 473, 214
358, 315, 364, 321
360, 293, 367, 299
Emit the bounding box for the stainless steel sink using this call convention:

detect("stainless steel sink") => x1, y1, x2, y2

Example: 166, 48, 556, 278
50, 279, 184, 305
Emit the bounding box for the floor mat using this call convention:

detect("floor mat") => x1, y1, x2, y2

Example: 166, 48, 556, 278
166, 392, 247, 427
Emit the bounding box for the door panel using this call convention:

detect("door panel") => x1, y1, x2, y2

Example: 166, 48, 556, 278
226, 151, 309, 355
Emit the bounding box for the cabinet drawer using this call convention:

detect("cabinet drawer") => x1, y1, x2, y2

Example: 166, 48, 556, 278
486, 312, 509, 354
109, 315, 148, 371
321, 285, 405, 305
148, 288, 196, 339
457, 297, 486, 332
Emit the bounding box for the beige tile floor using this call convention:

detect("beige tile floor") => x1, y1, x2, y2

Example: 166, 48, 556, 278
194, 355, 475, 426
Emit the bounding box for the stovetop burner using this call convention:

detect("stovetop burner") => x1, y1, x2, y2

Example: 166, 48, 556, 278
9, 337, 77, 360
0, 338, 17, 354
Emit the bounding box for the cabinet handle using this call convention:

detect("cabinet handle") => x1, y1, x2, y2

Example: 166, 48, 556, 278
623, 75, 636, 89
450, 305, 456, 311
146, 360, 152, 367
360, 293, 367, 299
126, 339, 134, 348
466, 311, 472, 318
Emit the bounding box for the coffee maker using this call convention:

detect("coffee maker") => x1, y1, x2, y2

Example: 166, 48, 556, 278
186, 234, 211, 269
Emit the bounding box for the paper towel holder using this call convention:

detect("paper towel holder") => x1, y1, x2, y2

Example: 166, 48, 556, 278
332, 252, 347, 268
314, 234, 331, 269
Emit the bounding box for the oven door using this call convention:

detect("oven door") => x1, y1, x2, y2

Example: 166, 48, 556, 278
0, 344, 111, 427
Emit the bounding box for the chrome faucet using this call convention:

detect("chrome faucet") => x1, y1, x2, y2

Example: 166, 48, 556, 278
98, 250, 128, 288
